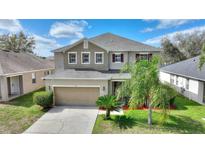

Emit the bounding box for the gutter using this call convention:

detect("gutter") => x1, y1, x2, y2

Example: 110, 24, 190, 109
3, 68, 54, 77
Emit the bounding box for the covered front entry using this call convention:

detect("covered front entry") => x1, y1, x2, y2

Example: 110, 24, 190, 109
7, 75, 23, 98
54, 87, 100, 106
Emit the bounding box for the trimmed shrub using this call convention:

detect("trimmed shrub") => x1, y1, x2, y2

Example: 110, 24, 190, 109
33, 91, 53, 109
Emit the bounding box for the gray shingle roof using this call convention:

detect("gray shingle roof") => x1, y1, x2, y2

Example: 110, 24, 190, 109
160, 56, 205, 81
0, 50, 54, 75
53, 33, 161, 53
89, 33, 161, 52
44, 69, 130, 80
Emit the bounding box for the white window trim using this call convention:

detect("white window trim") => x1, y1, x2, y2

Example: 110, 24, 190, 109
81, 52, 90, 64
113, 53, 122, 63
95, 52, 104, 64
68, 52, 77, 64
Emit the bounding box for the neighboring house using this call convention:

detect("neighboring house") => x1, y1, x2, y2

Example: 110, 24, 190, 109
160, 56, 205, 105
44, 32, 161, 106
0, 50, 54, 102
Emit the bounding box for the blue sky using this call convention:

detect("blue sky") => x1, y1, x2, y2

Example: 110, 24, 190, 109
0, 19, 205, 57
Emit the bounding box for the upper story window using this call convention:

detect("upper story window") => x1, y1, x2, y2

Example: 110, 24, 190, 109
136, 53, 152, 61
95, 52, 104, 64
32, 73, 36, 84
81, 52, 90, 64
68, 52, 77, 64
112, 53, 124, 63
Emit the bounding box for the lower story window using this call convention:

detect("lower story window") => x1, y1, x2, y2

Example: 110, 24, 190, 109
136, 54, 152, 61
140, 54, 148, 60
32, 73, 36, 84
176, 76, 179, 85
170, 75, 175, 84
186, 78, 189, 90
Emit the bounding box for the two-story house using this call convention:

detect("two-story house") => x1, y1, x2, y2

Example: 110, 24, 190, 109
44, 33, 161, 106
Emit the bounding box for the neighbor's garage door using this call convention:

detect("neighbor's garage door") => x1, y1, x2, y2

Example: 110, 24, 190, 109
54, 87, 100, 106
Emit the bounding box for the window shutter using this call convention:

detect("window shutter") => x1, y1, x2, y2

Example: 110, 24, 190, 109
121, 54, 124, 62
112, 54, 115, 62
136, 54, 140, 61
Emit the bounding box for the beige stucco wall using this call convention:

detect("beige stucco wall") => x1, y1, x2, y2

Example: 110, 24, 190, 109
54, 52, 65, 71
0, 76, 8, 101
45, 79, 109, 96
22, 70, 48, 94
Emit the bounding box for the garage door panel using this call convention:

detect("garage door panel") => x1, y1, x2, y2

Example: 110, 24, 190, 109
55, 87, 99, 106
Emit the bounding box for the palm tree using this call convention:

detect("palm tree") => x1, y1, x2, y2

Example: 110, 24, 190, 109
96, 95, 122, 120
117, 56, 170, 126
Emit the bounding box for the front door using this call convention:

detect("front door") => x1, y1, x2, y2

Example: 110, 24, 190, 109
112, 81, 122, 95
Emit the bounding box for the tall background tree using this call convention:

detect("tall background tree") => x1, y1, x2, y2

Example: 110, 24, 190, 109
161, 31, 205, 65
0, 31, 35, 53
199, 43, 205, 69
161, 38, 186, 64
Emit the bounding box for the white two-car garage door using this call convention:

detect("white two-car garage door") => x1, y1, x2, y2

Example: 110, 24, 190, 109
54, 87, 100, 106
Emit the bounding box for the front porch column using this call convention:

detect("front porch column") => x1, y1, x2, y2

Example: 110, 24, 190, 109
0, 76, 9, 102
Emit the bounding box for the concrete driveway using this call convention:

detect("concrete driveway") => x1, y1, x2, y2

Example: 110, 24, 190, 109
24, 106, 98, 134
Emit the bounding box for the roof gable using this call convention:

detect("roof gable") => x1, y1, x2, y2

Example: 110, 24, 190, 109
53, 32, 161, 53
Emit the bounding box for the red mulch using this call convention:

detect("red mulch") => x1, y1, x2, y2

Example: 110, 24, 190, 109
99, 104, 176, 111
122, 104, 176, 110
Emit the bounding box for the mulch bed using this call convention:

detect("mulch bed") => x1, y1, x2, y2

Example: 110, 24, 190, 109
99, 104, 176, 111
122, 104, 176, 110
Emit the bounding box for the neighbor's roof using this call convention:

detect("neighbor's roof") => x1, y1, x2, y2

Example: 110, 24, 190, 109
160, 56, 205, 81
44, 69, 130, 80
0, 50, 54, 75
53, 33, 161, 53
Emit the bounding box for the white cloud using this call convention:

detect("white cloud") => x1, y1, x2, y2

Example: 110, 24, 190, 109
0, 19, 23, 32
49, 20, 88, 39
141, 19, 191, 33
141, 27, 153, 33
144, 25, 205, 45
156, 19, 190, 29
32, 34, 62, 57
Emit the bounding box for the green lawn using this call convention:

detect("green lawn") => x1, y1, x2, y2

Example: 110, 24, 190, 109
0, 88, 46, 133
93, 95, 205, 134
